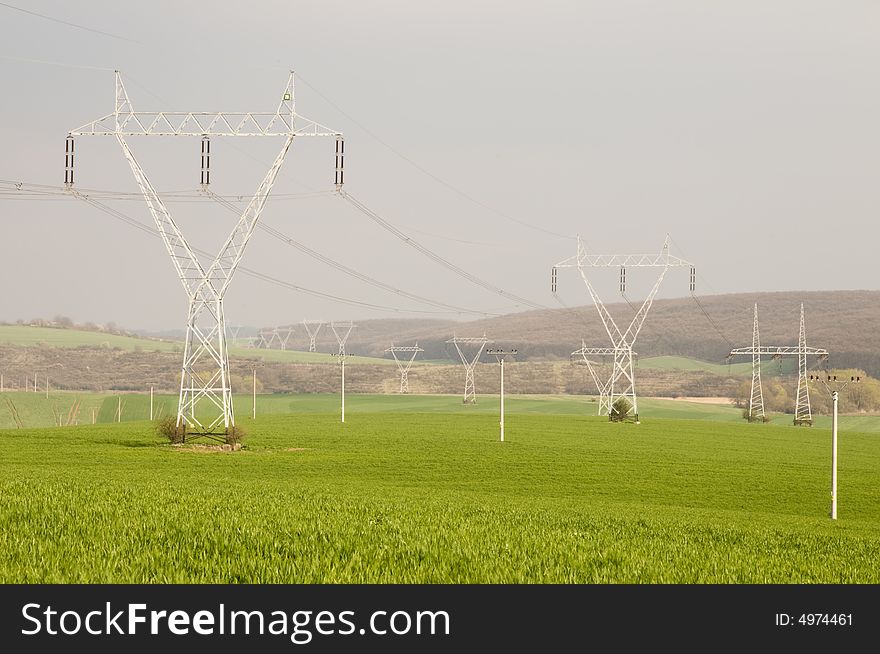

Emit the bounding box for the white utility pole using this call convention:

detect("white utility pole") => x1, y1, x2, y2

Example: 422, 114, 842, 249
150, 385, 154, 421
728, 304, 828, 425
447, 335, 491, 404
810, 374, 860, 520
67, 71, 342, 438
385, 344, 424, 393
487, 349, 517, 442
553, 236, 693, 421
331, 321, 355, 423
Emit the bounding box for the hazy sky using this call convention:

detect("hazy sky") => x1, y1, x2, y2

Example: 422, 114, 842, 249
1, 1, 878, 331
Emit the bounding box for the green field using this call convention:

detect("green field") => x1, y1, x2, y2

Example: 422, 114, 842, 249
2, 395, 880, 583
0, 325, 180, 351
5, 391, 880, 433
0, 325, 399, 365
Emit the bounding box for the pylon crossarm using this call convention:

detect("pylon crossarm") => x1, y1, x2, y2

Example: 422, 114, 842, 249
728, 346, 829, 357
71, 73, 340, 138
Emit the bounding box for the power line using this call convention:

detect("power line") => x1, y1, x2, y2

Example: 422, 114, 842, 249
0, 2, 141, 43
296, 73, 573, 241
203, 188, 500, 318
339, 190, 548, 311
70, 191, 478, 316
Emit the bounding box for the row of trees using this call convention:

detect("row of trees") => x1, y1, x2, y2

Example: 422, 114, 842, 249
734, 370, 880, 415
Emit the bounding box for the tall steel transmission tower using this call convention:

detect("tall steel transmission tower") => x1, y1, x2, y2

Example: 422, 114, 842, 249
386, 344, 423, 393
553, 236, 693, 420
447, 335, 491, 404
727, 304, 828, 425
794, 303, 813, 426
747, 304, 765, 422
302, 320, 323, 352
68, 71, 342, 436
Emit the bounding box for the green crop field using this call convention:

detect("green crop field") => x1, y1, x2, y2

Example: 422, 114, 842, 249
2, 397, 880, 583
0, 325, 180, 351
5, 390, 880, 433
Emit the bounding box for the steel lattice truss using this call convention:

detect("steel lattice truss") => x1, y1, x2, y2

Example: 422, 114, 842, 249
67, 71, 341, 436
554, 236, 693, 420
385, 344, 424, 393
302, 320, 324, 353
727, 304, 828, 426
571, 342, 638, 416
447, 336, 491, 404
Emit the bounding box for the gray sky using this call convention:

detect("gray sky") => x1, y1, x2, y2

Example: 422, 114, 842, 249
1, 0, 878, 331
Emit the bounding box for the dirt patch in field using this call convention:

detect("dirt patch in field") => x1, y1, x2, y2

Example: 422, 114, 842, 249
284, 447, 310, 452
170, 443, 244, 453
660, 396, 735, 405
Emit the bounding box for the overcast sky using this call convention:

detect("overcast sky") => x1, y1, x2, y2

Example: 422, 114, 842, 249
1, 1, 878, 331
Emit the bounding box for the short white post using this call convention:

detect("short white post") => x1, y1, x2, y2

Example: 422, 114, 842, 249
252, 367, 257, 420
46, 374, 49, 399
831, 390, 839, 520
341, 356, 346, 423
117, 395, 122, 423
150, 386, 154, 421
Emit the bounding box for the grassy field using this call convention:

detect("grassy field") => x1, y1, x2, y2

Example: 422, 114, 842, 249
0, 325, 179, 351
2, 399, 880, 583
0, 325, 399, 365
5, 390, 880, 433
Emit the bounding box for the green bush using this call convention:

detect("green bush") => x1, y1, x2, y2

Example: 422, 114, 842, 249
225, 424, 247, 446
609, 397, 633, 422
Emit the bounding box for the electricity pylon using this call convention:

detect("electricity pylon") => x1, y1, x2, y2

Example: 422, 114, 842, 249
571, 343, 636, 416
447, 335, 490, 404
386, 344, 423, 393
747, 304, 765, 422
727, 304, 828, 425
486, 348, 517, 442
302, 320, 323, 352
68, 71, 342, 436
331, 321, 355, 423
554, 236, 693, 421
278, 326, 294, 351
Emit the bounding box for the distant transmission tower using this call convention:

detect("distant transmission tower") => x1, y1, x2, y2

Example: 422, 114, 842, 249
386, 344, 423, 393
447, 335, 491, 404
728, 303, 828, 425
67, 71, 341, 436
748, 304, 765, 422
278, 326, 294, 351
331, 321, 355, 422
302, 320, 323, 352
554, 236, 693, 421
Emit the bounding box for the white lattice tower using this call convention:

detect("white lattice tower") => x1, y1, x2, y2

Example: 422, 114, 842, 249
279, 326, 294, 351
748, 304, 765, 422
728, 304, 828, 424
302, 320, 323, 352
447, 335, 490, 404
554, 236, 693, 420
571, 342, 633, 416
794, 303, 813, 426
386, 344, 424, 393
331, 321, 355, 356
68, 71, 342, 436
